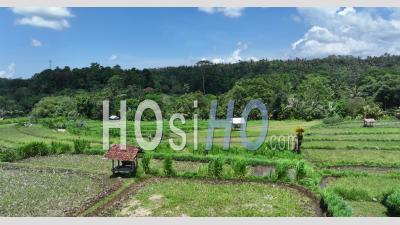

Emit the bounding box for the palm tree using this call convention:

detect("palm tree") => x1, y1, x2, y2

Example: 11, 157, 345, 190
195, 60, 212, 94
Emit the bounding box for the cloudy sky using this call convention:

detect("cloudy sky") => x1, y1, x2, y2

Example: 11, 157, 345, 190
1, 7, 400, 78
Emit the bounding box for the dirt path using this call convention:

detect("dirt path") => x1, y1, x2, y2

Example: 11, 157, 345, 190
83, 178, 154, 216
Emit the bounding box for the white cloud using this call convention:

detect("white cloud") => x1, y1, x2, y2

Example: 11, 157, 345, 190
0, 63, 16, 79
291, 7, 400, 58
211, 58, 224, 64
17, 16, 69, 30
12, 7, 72, 18
248, 56, 259, 61
198, 7, 245, 18
11, 7, 72, 30
206, 42, 258, 64
109, 54, 117, 61
31, 39, 42, 47
198, 7, 215, 14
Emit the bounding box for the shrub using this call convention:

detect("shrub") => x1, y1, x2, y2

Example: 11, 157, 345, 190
73, 139, 90, 154
31, 96, 77, 118
197, 164, 209, 177
383, 190, 400, 216
0, 146, 18, 162
135, 162, 145, 178
321, 190, 352, 217
295, 161, 306, 180
275, 161, 289, 180
39, 117, 68, 129
60, 143, 72, 154
323, 114, 344, 124
332, 187, 370, 201
17, 142, 49, 159
142, 153, 153, 174
66, 120, 89, 135
208, 157, 224, 179
231, 158, 247, 178
163, 156, 176, 176
363, 103, 383, 119
50, 141, 72, 154
343, 97, 366, 118
395, 108, 400, 120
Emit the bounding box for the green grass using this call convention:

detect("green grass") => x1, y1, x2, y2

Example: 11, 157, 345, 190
303, 140, 400, 150
325, 175, 400, 202
0, 124, 103, 149
304, 149, 400, 167
113, 179, 318, 216
2, 118, 400, 217
14, 154, 110, 174
347, 201, 388, 217
322, 173, 400, 217
0, 167, 107, 216
150, 159, 207, 174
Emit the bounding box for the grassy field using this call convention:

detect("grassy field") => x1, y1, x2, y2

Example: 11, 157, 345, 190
325, 175, 400, 202
1, 118, 400, 217
113, 179, 318, 217
347, 201, 387, 217
322, 173, 400, 216
0, 167, 109, 216
14, 154, 110, 174
0, 119, 316, 148
304, 149, 400, 167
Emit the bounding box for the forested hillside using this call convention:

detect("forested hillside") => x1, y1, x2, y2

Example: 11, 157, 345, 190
1, 54, 400, 120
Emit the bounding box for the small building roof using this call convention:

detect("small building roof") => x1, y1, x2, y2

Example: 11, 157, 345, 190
105, 144, 139, 161
109, 115, 119, 120
232, 117, 245, 125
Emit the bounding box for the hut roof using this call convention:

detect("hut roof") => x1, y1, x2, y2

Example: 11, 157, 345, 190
105, 144, 139, 161
232, 117, 245, 125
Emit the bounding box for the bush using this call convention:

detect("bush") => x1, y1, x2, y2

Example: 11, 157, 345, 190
231, 158, 247, 178
163, 156, 176, 176
31, 96, 77, 118
363, 103, 383, 119
321, 190, 352, 217
0, 146, 18, 162
390, 107, 400, 120
50, 141, 72, 154
332, 187, 370, 201
66, 120, 89, 135
343, 97, 366, 118
135, 162, 145, 178
275, 161, 289, 180
142, 153, 153, 174
40, 117, 67, 129
208, 157, 224, 179
73, 139, 90, 154
323, 114, 344, 124
383, 190, 400, 216
17, 142, 50, 159
295, 161, 306, 180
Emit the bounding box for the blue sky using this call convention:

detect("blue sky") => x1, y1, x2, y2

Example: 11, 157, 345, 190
1, 7, 400, 78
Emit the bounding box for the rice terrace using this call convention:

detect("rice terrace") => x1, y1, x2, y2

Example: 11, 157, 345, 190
2, 7, 400, 218
1, 116, 400, 217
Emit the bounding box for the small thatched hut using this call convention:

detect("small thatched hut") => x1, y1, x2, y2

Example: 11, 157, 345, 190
104, 144, 140, 176
363, 118, 375, 127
